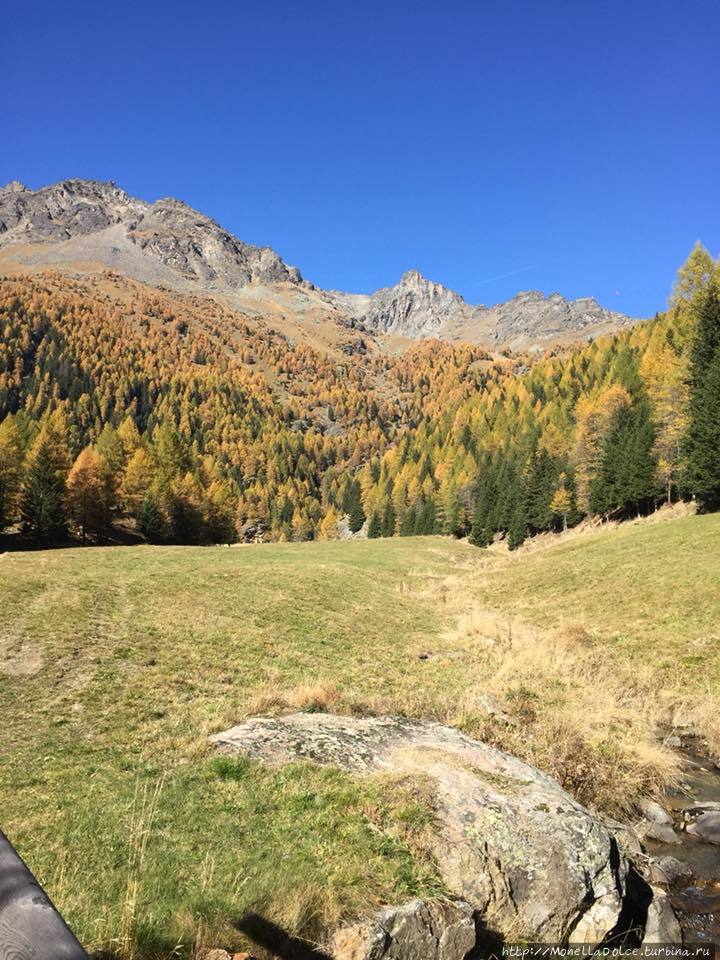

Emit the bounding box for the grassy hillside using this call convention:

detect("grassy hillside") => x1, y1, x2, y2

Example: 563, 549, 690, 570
1, 515, 719, 957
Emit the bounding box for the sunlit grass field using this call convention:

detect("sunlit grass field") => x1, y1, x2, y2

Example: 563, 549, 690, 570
1, 514, 718, 957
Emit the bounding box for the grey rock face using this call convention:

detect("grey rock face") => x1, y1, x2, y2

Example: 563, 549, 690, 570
362, 270, 468, 336
329, 899, 476, 960
470, 291, 635, 351
329, 272, 636, 347
210, 713, 630, 943
0, 179, 301, 290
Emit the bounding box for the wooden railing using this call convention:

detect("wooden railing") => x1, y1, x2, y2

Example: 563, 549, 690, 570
0, 830, 88, 960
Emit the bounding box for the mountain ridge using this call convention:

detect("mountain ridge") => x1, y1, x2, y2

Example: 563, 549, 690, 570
0, 178, 639, 349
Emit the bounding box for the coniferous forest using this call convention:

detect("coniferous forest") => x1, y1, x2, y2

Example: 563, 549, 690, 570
1, 244, 719, 549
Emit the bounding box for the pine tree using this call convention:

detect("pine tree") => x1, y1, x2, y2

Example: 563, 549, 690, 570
138, 494, 165, 543
168, 473, 203, 544
684, 282, 720, 509
470, 461, 496, 547
590, 401, 656, 516
95, 423, 125, 476
381, 499, 396, 537
20, 441, 67, 540
399, 506, 416, 536
345, 479, 366, 533
367, 511, 382, 538
507, 490, 528, 550
525, 449, 560, 532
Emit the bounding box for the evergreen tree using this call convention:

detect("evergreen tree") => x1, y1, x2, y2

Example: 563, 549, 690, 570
138, 494, 165, 543
381, 499, 396, 537
345, 479, 366, 533
525, 449, 561, 532
590, 401, 656, 516
95, 423, 125, 476
168, 474, 203, 544
470, 460, 496, 547
367, 511, 382, 538
684, 283, 720, 509
20, 441, 67, 540
153, 423, 190, 483
399, 506, 416, 536
507, 489, 528, 550
415, 499, 436, 534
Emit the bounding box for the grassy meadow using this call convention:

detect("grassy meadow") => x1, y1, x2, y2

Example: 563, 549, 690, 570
1, 514, 719, 957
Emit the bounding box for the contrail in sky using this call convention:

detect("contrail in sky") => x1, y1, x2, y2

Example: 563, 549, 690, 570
474, 264, 538, 286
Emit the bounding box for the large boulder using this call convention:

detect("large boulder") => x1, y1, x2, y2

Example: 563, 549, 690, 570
329, 899, 476, 960
210, 714, 630, 943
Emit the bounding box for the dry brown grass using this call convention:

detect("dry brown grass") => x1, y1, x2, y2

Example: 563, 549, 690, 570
438, 602, 683, 814
247, 678, 345, 715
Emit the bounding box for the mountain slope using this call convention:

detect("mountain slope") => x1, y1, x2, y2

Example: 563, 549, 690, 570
0, 178, 639, 350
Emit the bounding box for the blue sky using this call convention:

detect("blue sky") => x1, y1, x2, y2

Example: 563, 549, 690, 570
4, 0, 719, 315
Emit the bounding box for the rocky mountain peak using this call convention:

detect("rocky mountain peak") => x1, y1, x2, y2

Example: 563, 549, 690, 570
363, 269, 467, 336
0, 178, 302, 290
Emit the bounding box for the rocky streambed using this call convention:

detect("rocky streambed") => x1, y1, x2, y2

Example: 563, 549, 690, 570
641, 747, 720, 948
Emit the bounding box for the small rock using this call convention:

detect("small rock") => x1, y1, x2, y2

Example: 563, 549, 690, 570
637, 820, 681, 845
664, 735, 682, 748
329, 899, 476, 960
639, 799, 673, 827
466, 692, 512, 725
642, 887, 682, 945
649, 856, 693, 885
686, 811, 720, 845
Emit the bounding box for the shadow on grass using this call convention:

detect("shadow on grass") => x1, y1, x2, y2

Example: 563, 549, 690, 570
235, 913, 331, 960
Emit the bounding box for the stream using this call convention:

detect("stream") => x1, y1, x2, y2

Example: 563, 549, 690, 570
644, 748, 720, 947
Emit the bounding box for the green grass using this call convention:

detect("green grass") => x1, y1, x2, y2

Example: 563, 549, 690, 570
477, 514, 720, 691
0, 538, 465, 958
1, 518, 719, 957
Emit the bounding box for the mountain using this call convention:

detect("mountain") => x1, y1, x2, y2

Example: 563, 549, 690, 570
0, 178, 639, 350
330, 271, 635, 350
0, 178, 302, 290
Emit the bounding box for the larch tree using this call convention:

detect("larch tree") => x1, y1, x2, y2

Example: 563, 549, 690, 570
0, 416, 24, 531
67, 447, 112, 543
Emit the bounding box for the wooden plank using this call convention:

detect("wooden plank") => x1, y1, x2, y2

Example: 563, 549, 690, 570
0, 830, 88, 960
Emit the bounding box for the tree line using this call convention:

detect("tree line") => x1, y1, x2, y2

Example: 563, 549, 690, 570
0, 246, 718, 547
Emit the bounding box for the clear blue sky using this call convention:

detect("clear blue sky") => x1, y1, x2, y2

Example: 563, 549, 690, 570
4, 0, 719, 316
